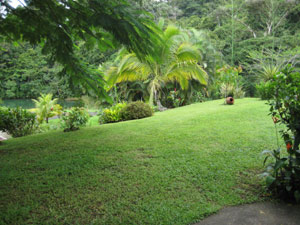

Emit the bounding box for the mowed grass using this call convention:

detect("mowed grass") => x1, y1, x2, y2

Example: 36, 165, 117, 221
0, 98, 278, 224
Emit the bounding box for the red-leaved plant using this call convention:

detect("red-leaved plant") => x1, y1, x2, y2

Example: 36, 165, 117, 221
262, 65, 300, 202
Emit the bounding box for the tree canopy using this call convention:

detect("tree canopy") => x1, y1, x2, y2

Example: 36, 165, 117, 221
1, 0, 300, 101
0, 0, 162, 99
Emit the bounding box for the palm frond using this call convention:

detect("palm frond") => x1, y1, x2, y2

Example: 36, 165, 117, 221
175, 43, 201, 62
165, 61, 208, 88
106, 22, 209, 104
164, 25, 181, 42
106, 53, 151, 87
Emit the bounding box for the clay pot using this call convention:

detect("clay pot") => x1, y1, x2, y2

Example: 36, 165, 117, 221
226, 97, 234, 105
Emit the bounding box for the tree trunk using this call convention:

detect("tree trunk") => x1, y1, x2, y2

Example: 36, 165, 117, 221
154, 89, 158, 105
294, 130, 300, 151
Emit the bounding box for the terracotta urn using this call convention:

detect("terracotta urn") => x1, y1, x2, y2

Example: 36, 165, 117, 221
226, 97, 234, 105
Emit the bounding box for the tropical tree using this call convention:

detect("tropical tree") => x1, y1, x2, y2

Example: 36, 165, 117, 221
31, 94, 62, 123
0, 0, 162, 99
106, 22, 208, 106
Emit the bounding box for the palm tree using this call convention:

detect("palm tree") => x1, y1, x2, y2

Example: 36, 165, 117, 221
106, 22, 208, 106
188, 29, 223, 79
31, 94, 61, 123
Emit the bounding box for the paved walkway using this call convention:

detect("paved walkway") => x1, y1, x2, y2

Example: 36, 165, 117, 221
195, 202, 300, 225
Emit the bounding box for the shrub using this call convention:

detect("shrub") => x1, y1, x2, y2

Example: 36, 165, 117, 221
120, 101, 153, 120
38, 123, 60, 133
207, 83, 221, 100
188, 91, 206, 104
61, 107, 89, 132
256, 81, 273, 100
166, 90, 184, 108
0, 107, 37, 137
98, 102, 127, 124
220, 83, 245, 98
234, 86, 245, 98
262, 66, 300, 202
217, 65, 245, 98
152, 105, 160, 112
220, 83, 235, 97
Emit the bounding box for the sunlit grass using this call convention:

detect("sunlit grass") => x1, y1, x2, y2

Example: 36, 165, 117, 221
0, 98, 277, 224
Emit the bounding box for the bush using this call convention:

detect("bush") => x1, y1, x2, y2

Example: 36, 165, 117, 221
166, 90, 184, 108
262, 66, 300, 202
38, 123, 60, 133
120, 101, 153, 120
220, 83, 235, 98
220, 83, 245, 98
61, 107, 89, 132
207, 83, 221, 100
0, 107, 37, 137
217, 65, 245, 98
256, 81, 273, 100
187, 91, 206, 104
98, 102, 127, 124
234, 86, 245, 98
152, 105, 160, 112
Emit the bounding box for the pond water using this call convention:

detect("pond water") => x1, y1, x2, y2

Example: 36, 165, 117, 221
2, 99, 80, 109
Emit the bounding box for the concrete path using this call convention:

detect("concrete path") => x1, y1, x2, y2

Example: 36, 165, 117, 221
195, 202, 300, 225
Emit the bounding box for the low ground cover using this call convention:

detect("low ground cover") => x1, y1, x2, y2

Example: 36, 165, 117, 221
0, 98, 278, 224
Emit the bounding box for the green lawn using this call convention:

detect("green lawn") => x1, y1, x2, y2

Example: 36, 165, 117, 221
0, 98, 278, 224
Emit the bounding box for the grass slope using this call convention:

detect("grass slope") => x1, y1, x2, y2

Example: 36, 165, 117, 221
0, 98, 277, 224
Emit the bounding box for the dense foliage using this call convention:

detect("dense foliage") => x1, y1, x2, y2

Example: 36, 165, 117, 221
105, 22, 208, 106
256, 82, 273, 100
215, 65, 245, 99
2, 0, 300, 103
98, 102, 127, 124
99, 101, 153, 123
120, 101, 153, 120
0, 41, 113, 99
1, 0, 162, 98
166, 89, 185, 108
61, 107, 90, 132
263, 66, 300, 202
0, 107, 37, 137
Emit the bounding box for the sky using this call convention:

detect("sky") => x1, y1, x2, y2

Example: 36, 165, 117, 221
9, 0, 25, 8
